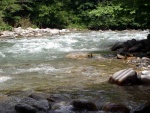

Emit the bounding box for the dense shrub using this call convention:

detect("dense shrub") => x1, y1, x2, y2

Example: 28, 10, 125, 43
0, 0, 149, 30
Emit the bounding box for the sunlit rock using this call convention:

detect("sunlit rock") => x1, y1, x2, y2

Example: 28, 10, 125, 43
111, 42, 124, 51
66, 52, 93, 59
35, 33, 42, 37
109, 68, 139, 85
140, 74, 150, 84
1, 31, 15, 37
49, 29, 60, 35
142, 70, 150, 75
117, 54, 126, 59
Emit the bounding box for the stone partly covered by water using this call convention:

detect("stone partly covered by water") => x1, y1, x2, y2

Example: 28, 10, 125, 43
66, 52, 93, 59
109, 68, 150, 85
132, 101, 150, 113
111, 34, 150, 58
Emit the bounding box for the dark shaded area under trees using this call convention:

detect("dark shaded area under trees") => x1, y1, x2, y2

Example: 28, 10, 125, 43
0, 0, 150, 30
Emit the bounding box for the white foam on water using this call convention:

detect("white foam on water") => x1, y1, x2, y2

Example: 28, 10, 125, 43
54, 105, 73, 113
0, 52, 5, 58
0, 76, 11, 83
0, 30, 149, 60
0, 69, 3, 73
12, 64, 73, 75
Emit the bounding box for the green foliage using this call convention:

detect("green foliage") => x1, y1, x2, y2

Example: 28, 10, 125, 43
0, 25, 13, 31
30, 0, 70, 28
0, 0, 149, 29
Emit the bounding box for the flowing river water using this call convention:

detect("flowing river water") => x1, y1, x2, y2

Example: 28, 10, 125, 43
0, 30, 149, 111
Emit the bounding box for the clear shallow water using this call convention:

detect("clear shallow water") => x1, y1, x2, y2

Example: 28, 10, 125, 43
0, 30, 149, 108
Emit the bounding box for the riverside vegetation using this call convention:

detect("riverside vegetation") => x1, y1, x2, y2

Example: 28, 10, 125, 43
0, 0, 150, 30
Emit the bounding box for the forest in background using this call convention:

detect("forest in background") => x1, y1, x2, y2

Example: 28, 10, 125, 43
0, 0, 150, 30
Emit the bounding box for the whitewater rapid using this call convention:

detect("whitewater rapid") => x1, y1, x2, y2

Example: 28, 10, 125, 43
0, 30, 149, 85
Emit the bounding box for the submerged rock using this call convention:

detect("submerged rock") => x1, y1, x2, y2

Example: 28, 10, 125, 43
29, 93, 47, 100
66, 52, 93, 59
109, 68, 139, 85
33, 100, 50, 111
72, 99, 98, 111
15, 104, 36, 113
15, 96, 51, 113
132, 101, 150, 113
102, 102, 130, 113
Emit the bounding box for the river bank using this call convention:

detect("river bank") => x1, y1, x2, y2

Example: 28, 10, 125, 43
0, 27, 149, 39
0, 27, 71, 38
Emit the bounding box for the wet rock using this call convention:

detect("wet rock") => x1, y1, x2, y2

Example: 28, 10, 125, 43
111, 42, 124, 51
18, 97, 51, 111
139, 74, 150, 84
132, 101, 150, 113
117, 54, 126, 59
141, 70, 150, 75
47, 94, 70, 103
147, 34, 150, 41
102, 102, 130, 113
66, 52, 93, 59
109, 68, 139, 85
128, 43, 142, 52
116, 47, 128, 54
18, 97, 37, 106
29, 93, 47, 100
72, 99, 98, 111
139, 70, 150, 84
33, 100, 50, 111
15, 104, 36, 113
127, 39, 137, 47
52, 102, 73, 113
111, 34, 150, 59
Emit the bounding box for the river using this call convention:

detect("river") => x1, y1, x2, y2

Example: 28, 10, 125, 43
0, 30, 149, 111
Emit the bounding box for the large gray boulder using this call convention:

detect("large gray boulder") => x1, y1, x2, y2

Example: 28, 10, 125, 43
109, 68, 139, 85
